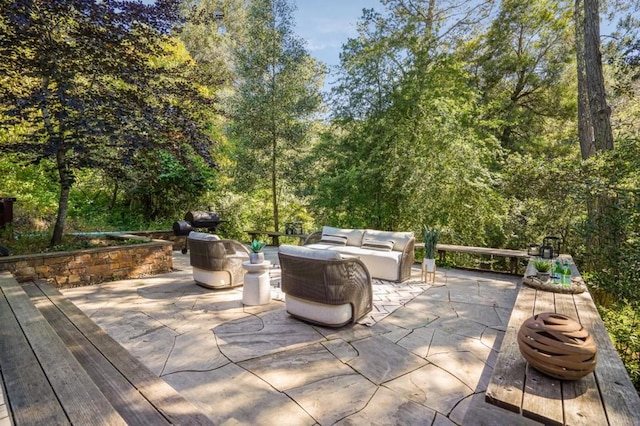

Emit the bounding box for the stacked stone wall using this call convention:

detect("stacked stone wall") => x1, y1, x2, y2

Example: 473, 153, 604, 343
0, 234, 173, 288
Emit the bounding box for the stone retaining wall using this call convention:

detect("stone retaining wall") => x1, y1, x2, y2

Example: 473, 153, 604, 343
0, 234, 173, 288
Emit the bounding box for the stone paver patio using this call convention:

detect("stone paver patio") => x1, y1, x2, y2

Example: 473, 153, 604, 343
61, 248, 540, 425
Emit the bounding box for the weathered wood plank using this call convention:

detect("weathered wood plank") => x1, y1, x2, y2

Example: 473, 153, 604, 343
0, 274, 124, 426
22, 282, 171, 425
553, 291, 608, 426
574, 289, 640, 426
34, 280, 215, 426
0, 274, 69, 426
521, 290, 563, 425
485, 284, 536, 412
487, 257, 640, 425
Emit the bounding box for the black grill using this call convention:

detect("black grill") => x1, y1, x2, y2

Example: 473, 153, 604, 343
172, 210, 224, 253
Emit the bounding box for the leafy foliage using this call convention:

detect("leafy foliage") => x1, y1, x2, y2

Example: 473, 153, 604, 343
0, 0, 216, 245
422, 227, 441, 259
226, 0, 324, 234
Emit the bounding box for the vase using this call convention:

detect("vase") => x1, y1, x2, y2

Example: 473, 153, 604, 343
422, 258, 436, 282
536, 272, 551, 282
249, 252, 265, 264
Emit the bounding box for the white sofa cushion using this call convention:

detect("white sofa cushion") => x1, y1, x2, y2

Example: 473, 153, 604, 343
363, 230, 413, 252
361, 236, 395, 251
321, 226, 365, 247
338, 246, 402, 281
319, 233, 348, 246
305, 244, 403, 281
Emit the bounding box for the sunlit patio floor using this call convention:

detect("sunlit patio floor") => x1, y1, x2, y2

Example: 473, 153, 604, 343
61, 247, 541, 425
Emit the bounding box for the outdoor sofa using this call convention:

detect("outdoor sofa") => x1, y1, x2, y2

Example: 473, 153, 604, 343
278, 245, 372, 327
303, 226, 415, 282
188, 232, 250, 289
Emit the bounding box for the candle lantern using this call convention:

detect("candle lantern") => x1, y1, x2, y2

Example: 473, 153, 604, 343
542, 236, 561, 258
527, 244, 540, 257
540, 245, 554, 259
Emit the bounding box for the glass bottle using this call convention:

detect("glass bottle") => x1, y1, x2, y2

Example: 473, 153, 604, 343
562, 261, 571, 285
553, 259, 562, 284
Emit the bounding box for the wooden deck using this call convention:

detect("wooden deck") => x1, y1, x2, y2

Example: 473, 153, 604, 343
485, 257, 640, 425
0, 271, 214, 426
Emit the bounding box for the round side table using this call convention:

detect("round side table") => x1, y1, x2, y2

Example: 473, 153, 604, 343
241, 261, 272, 305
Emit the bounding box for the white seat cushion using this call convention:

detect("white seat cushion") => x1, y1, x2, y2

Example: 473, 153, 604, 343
188, 232, 221, 241
278, 244, 342, 261
193, 267, 233, 289
285, 294, 352, 327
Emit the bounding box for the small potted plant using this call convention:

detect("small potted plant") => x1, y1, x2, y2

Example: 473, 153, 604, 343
422, 226, 441, 282
534, 258, 551, 282
249, 239, 266, 264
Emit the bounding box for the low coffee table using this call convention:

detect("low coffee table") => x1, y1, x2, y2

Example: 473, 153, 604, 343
241, 261, 272, 305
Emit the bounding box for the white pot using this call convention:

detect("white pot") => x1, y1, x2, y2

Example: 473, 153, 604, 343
249, 252, 265, 264
423, 258, 436, 272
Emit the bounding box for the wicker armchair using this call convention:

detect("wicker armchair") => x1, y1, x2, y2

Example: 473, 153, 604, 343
278, 245, 372, 327
188, 232, 250, 289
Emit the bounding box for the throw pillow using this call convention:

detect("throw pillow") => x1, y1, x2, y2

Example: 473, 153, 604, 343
362, 238, 394, 251
320, 233, 348, 246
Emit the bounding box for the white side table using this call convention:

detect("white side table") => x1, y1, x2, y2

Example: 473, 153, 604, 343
241, 261, 272, 305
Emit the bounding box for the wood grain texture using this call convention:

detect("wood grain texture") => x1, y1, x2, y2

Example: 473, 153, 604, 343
521, 290, 563, 425
0, 273, 124, 426
574, 290, 640, 426
33, 280, 215, 426
485, 257, 640, 425
485, 284, 535, 412
22, 282, 171, 425
0, 274, 69, 426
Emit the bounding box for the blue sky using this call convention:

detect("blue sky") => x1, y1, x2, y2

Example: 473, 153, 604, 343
293, 1, 380, 69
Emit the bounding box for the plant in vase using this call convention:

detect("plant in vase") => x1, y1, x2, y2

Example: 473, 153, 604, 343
249, 239, 266, 264
534, 258, 551, 282
422, 226, 441, 282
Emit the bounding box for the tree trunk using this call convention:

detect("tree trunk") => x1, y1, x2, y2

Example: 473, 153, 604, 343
583, 0, 614, 152
575, 0, 595, 159
272, 131, 279, 244
50, 150, 73, 247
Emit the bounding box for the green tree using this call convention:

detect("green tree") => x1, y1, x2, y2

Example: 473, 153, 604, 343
468, 0, 575, 154
0, 0, 215, 246
179, 0, 248, 88
319, 1, 503, 242
227, 0, 324, 234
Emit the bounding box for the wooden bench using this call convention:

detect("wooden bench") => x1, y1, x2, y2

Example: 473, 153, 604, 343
245, 230, 308, 246
0, 271, 214, 426
414, 243, 530, 274
485, 257, 640, 425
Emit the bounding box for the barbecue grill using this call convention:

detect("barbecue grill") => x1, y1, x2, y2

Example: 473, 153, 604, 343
172, 210, 224, 253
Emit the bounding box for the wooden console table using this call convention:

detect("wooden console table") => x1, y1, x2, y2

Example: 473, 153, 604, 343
485, 256, 640, 425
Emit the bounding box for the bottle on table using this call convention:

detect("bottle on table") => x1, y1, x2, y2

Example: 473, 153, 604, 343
553, 259, 563, 284
561, 261, 571, 285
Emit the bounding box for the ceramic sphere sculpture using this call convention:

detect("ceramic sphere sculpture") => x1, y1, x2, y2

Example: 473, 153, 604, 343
517, 312, 597, 380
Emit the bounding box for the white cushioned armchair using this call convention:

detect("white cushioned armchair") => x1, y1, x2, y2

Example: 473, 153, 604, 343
188, 232, 250, 289
278, 245, 372, 327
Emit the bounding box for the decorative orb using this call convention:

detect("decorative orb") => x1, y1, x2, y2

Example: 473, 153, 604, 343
517, 312, 597, 380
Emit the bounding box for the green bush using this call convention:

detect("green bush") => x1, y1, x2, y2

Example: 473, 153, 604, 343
597, 302, 640, 391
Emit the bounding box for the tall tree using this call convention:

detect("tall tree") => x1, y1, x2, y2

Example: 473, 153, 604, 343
227, 0, 324, 235
0, 0, 215, 245
469, 0, 575, 153
576, 0, 615, 157
321, 0, 503, 241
